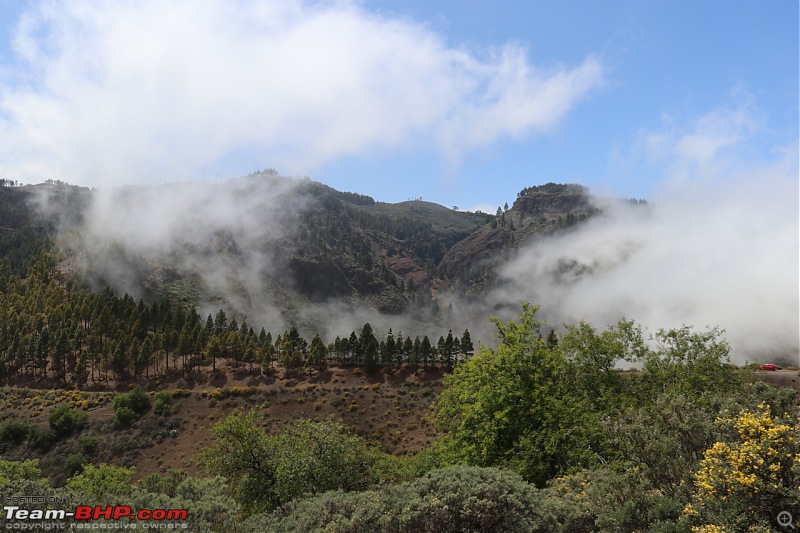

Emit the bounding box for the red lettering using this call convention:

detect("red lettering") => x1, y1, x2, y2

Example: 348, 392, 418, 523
94, 506, 114, 519
74, 506, 92, 520
166, 510, 188, 520
113, 506, 132, 520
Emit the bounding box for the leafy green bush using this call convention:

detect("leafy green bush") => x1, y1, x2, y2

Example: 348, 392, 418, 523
608, 393, 716, 498
66, 463, 135, 499
0, 419, 35, 449
536, 465, 684, 533
27, 425, 53, 450
112, 386, 151, 427
138, 469, 187, 498
434, 305, 619, 486
269, 419, 373, 503
113, 385, 151, 414
244, 466, 545, 533
434, 304, 752, 489
113, 406, 138, 428
399, 466, 545, 532
244, 488, 401, 533
204, 413, 375, 513
171, 475, 240, 530
48, 404, 88, 438
0, 458, 43, 484
64, 454, 87, 476
152, 391, 172, 416
80, 435, 100, 454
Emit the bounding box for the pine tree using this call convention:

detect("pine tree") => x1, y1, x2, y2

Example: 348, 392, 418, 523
258, 328, 267, 346
112, 339, 127, 379
205, 314, 214, 338
421, 336, 432, 368
264, 331, 273, 368
308, 334, 328, 372
130, 338, 142, 378
444, 330, 455, 371
214, 309, 228, 336
152, 333, 163, 375
348, 331, 358, 365
37, 327, 50, 378
74, 351, 88, 386
52, 332, 68, 383
364, 339, 379, 374
284, 326, 305, 357
385, 328, 396, 367
461, 329, 474, 358
402, 335, 413, 366
140, 337, 153, 378
244, 345, 256, 374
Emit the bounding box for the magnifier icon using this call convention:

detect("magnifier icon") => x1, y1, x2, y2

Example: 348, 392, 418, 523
778, 511, 795, 529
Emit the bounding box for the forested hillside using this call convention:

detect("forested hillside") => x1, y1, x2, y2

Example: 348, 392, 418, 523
0, 252, 474, 386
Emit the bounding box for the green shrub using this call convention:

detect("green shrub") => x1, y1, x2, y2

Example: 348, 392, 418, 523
0, 458, 43, 484
0, 419, 35, 448
153, 391, 172, 416
244, 488, 400, 533
113, 386, 151, 415
66, 463, 135, 499
28, 426, 53, 450
244, 466, 545, 533
112, 386, 152, 427
80, 435, 100, 454
48, 404, 88, 438
138, 469, 187, 498
399, 466, 545, 532
113, 406, 138, 428
204, 414, 375, 513
538, 465, 680, 533
64, 454, 87, 476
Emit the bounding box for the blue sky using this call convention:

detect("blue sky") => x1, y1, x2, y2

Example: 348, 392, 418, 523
0, 0, 796, 211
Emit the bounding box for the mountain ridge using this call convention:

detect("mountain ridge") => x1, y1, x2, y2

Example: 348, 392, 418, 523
2, 176, 613, 335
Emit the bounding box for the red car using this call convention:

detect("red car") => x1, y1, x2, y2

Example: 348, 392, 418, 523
759, 363, 776, 371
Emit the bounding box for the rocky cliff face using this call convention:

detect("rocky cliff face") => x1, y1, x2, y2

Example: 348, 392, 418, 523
512, 183, 592, 217
438, 183, 597, 288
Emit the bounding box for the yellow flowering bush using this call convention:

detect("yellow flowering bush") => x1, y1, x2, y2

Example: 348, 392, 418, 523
684, 404, 799, 530
229, 385, 258, 397
692, 525, 726, 533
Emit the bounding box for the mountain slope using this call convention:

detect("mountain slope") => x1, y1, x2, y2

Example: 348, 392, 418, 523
6, 177, 605, 333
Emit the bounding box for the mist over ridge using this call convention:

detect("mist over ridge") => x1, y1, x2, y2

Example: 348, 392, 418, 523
26, 163, 799, 365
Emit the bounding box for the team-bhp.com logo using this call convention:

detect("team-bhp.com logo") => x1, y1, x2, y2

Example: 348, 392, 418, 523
4, 505, 189, 530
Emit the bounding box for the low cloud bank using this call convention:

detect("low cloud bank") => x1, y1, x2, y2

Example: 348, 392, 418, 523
489, 122, 798, 362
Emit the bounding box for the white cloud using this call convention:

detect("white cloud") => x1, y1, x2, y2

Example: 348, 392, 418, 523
0, 0, 603, 185
44, 173, 306, 330
491, 99, 799, 361
466, 203, 498, 215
